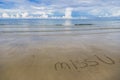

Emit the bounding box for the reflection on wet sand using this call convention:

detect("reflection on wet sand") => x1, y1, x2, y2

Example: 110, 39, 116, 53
0, 31, 120, 80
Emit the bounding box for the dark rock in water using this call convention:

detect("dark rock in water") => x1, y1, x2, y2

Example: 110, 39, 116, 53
0, 24, 5, 25
74, 24, 93, 26
56, 24, 63, 26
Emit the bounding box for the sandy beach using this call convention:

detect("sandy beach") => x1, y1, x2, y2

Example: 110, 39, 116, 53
0, 0, 120, 79
0, 30, 120, 80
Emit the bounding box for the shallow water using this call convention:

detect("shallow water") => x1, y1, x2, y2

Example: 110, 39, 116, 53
0, 19, 120, 35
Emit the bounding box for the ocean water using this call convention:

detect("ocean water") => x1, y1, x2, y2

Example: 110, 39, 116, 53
0, 19, 120, 36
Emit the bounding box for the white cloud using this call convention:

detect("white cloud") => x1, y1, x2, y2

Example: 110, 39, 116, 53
2, 13, 10, 18
80, 16, 88, 19
110, 8, 120, 17
89, 7, 120, 17
63, 8, 73, 19
21, 12, 29, 18
31, 6, 45, 10
0, 0, 120, 18
40, 14, 48, 18
15, 13, 20, 18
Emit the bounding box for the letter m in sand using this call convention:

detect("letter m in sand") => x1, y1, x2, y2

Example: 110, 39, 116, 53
55, 62, 71, 71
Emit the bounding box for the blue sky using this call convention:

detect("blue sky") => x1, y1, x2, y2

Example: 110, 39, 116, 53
0, 0, 120, 18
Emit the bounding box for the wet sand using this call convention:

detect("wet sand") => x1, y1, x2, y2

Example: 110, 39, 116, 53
0, 31, 120, 80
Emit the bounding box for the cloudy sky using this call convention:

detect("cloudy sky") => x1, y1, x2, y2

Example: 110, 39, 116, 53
0, 0, 120, 18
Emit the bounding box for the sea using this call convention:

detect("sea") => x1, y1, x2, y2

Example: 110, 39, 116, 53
0, 19, 120, 36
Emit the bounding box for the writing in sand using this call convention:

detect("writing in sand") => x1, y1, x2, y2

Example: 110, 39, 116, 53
54, 55, 120, 72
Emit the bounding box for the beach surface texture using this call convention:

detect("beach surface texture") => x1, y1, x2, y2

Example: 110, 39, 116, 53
0, 19, 120, 80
